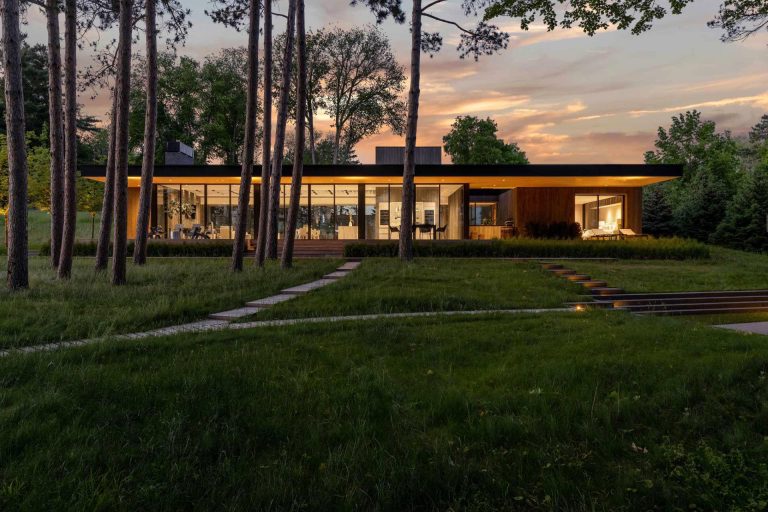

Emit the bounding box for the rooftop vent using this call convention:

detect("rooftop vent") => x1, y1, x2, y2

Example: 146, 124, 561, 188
375, 146, 442, 165
165, 140, 194, 165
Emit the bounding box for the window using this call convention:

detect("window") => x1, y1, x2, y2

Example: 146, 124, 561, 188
575, 194, 624, 233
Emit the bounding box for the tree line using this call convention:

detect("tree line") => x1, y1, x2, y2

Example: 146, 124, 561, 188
2, 0, 767, 290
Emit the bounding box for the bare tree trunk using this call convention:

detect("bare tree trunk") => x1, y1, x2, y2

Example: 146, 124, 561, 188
281, 0, 306, 269
2, 0, 28, 290
265, 0, 297, 260
255, 0, 272, 267
95, 92, 117, 271
46, 0, 64, 270
57, 0, 78, 279
111, 0, 133, 285
231, 0, 260, 271
133, 0, 158, 266
399, 0, 422, 262
307, 96, 316, 164
332, 122, 341, 165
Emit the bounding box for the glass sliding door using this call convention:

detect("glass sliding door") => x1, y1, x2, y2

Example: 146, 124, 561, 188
230, 185, 255, 242
415, 185, 439, 239
282, 184, 310, 239
310, 185, 334, 239
207, 185, 232, 239
336, 185, 359, 240
440, 185, 464, 240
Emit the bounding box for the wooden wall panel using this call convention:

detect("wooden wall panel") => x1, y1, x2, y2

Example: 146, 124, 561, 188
512, 187, 644, 234
127, 188, 139, 239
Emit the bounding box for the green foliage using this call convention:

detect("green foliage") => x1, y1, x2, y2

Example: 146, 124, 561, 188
442, 115, 528, 165
711, 165, 768, 251
524, 221, 580, 239
0, 43, 49, 138
676, 169, 732, 243
344, 238, 710, 260
39, 239, 237, 258
643, 184, 675, 237
710, 0, 768, 42
484, 0, 693, 35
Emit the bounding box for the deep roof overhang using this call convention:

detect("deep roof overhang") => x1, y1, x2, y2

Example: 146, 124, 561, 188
81, 163, 682, 188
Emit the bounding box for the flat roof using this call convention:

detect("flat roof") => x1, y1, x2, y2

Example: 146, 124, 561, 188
81, 163, 682, 188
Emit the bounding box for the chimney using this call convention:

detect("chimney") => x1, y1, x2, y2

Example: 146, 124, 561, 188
375, 146, 442, 165
165, 140, 194, 165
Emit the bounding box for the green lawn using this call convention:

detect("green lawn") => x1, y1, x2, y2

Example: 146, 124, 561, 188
0, 209, 100, 251
1, 311, 767, 510
255, 258, 581, 321
563, 246, 768, 293
0, 257, 339, 349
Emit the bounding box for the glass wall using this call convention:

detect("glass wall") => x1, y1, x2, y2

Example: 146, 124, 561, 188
363, 184, 464, 240
335, 185, 359, 240
153, 183, 467, 241
575, 194, 624, 234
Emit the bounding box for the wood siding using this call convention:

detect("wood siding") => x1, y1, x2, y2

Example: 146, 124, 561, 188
513, 187, 643, 234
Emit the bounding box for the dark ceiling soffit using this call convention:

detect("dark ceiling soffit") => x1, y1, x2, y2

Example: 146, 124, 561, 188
80, 163, 684, 178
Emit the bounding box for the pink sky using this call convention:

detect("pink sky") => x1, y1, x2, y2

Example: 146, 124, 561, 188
23, 1, 768, 164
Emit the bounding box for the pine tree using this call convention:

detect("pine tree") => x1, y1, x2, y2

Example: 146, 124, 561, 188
711, 166, 768, 251
642, 184, 675, 237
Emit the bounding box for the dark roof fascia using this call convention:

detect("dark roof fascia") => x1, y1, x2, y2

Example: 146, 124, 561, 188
80, 163, 683, 179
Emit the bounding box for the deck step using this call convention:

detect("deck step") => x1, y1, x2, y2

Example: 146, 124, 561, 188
613, 295, 768, 307
598, 289, 768, 301
565, 274, 591, 282
548, 268, 576, 276
617, 300, 768, 312
541, 263, 563, 270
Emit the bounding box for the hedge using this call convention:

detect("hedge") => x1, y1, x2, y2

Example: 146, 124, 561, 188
344, 238, 711, 260
38, 240, 235, 258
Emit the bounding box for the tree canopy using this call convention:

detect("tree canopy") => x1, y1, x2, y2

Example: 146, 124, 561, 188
443, 116, 528, 164
710, 0, 768, 41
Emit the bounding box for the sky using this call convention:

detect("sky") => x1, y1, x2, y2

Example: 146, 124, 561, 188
22, 1, 768, 164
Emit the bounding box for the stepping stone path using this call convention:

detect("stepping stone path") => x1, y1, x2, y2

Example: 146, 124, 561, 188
208, 261, 361, 321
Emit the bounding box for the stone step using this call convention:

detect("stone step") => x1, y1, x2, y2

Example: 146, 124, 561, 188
323, 271, 350, 280
548, 268, 575, 276
209, 306, 263, 320
565, 274, 591, 282
282, 279, 334, 295
617, 300, 768, 313
597, 289, 768, 301
635, 305, 768, 316
245, 294, 296, 308
541, 263, 563, 270
589, 287, 625, 296
337, 261, 361, 271
580, 280, 608, 289
613, 295, 768, 308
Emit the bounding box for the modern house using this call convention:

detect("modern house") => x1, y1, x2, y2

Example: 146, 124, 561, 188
81, 143, 682, 242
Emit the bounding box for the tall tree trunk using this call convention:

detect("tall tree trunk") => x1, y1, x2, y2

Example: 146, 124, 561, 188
332, 122, 341, 165
231, 0, 260, 271
111, 0, 133, 285
133, 0, 158, 266
307, 96, 316, 164
265, 0, 297, 260
399, 0, 422, 262
2, 0, 28, 290
46, 0, 64, 270
255, 0, 272, 267
57, 0, 78, 279
281, 0, 306, 269
95, 92, 117, 271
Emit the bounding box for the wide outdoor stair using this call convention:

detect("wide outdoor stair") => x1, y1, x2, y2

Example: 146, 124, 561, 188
541, 261, 768, 316
581, 290, 768, 315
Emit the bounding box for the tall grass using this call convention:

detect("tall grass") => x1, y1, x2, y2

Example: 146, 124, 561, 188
345, 238, 711, 260
0, 257, 338, 348
1, 312, 767, 509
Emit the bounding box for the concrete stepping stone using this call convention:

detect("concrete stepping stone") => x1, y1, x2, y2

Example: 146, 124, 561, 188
282, 279, 334, 295
337, 261, 361, 271
209, 306, 263, 320
323, 271, 349, 280
246, 294, 296, 307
